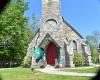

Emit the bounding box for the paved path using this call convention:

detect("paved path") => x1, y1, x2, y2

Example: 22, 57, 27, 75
36, 68, 97, 77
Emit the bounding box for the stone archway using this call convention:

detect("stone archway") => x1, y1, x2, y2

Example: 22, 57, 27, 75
46, 42, 58, 65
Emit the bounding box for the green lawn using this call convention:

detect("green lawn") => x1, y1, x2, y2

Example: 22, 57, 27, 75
61, 67, 100, 73
0, 67, 93, 80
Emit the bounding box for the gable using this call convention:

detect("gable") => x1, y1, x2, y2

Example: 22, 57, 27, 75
39, 33, 59, 48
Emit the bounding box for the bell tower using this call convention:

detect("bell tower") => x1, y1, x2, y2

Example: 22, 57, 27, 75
41, 0, 62, 32
42, 0, 61, 17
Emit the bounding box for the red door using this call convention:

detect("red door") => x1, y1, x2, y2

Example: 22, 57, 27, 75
46, 42, 58, 65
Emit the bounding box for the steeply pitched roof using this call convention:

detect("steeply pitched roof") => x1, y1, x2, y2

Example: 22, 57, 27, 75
62, 17, 84, 39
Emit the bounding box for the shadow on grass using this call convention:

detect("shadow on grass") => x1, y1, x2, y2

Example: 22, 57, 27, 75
0, 75, 2, 80
91, 69, 100, 80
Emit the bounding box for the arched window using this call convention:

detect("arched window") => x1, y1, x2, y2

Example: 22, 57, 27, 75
73, 41, 77, 53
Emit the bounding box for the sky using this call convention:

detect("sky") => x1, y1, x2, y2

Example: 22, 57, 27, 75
24, 0, 100, 37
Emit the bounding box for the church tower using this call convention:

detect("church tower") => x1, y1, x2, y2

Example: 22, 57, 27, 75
42, 0, 60, 17
41, 0, 63, 32
26, 0, 92, 68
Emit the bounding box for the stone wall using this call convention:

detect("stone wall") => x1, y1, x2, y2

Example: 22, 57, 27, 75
26, 0, 92, 68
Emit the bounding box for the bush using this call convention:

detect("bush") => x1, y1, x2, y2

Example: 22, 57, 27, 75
22, 56, 32, 68
73, 53, 85, 66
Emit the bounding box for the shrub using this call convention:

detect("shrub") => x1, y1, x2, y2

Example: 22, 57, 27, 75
73, 53, 85, 66
22, 56, 32, 68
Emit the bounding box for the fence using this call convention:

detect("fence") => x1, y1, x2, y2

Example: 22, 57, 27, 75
0, 59, 21, 68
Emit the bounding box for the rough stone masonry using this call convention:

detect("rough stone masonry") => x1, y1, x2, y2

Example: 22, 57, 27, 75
26, 0, 93, 68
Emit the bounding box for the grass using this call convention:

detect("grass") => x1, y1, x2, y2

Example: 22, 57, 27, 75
61, 67, 100, 73
0, 67, 93, 80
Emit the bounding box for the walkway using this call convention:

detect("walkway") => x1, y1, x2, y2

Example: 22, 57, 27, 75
36, 66, 98, 77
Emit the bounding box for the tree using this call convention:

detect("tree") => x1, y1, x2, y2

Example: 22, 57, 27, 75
86, 31, 100, 46
0, 0, 31, 67
22, 14, 40, 67
30, 13, 40, 32
86, 31, 100, 63
0, 0, 10, 13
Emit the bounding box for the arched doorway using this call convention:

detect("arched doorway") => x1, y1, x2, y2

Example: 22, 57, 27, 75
46, 42, 58, 65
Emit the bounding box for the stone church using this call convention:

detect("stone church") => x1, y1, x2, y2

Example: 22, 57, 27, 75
26, 0, 92, 67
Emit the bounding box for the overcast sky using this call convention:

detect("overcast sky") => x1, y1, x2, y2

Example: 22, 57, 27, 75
25, 0, 100, 37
